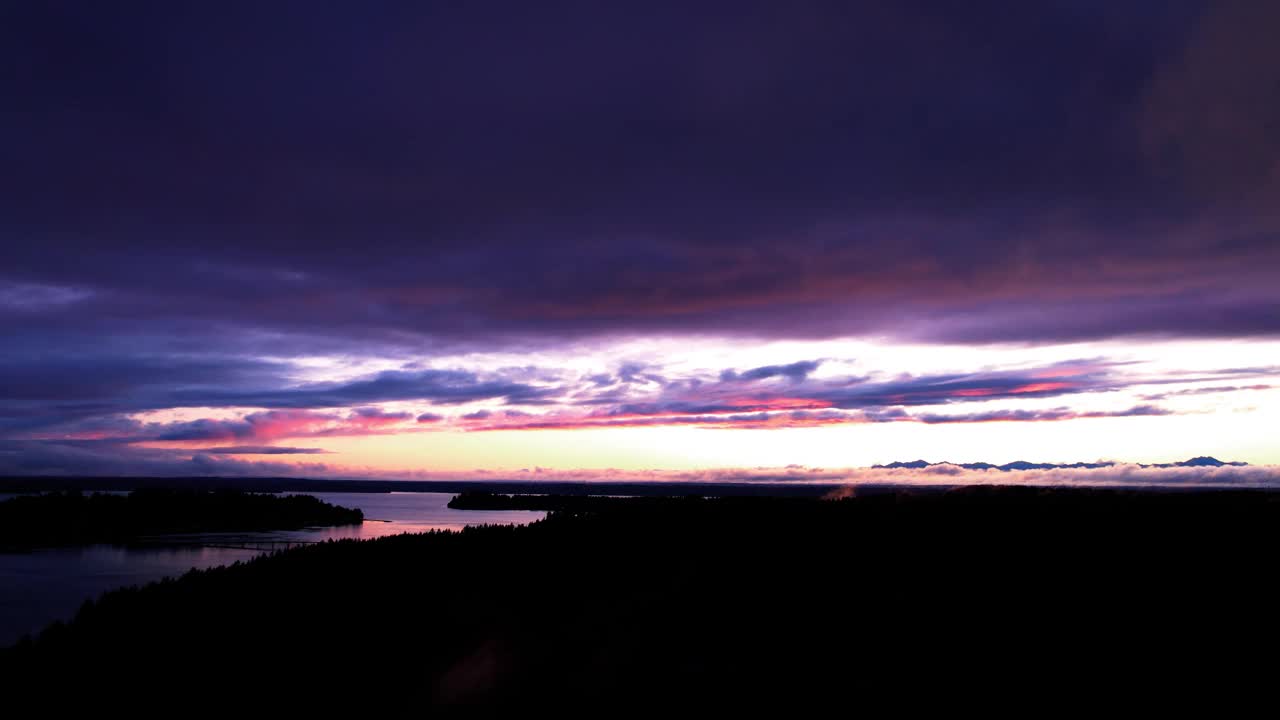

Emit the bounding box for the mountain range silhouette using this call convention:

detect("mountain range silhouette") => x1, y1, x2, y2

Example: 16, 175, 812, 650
874, 456, 1247, 471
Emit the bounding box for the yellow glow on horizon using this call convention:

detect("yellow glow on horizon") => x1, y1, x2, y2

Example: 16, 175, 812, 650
247, 399, 1280, 475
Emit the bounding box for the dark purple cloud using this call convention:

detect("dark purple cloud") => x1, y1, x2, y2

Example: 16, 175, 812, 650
169, 368, 560, 409
350, 407, 413, 421
197, 446, 329, 455
0, 360, 558, 440
473, 404, 1179, 432
0, 439, 333, 478
574, 359, 1126, 420
1, 1, 1276, 359
911, 405, 1174, 424
722, 361, 822, 383
149, 408, 424, 442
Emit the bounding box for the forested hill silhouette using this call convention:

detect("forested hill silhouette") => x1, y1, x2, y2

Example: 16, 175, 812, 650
4, 488, 1278, 708
0, 490, 362, 548
874, 455, 1248, 470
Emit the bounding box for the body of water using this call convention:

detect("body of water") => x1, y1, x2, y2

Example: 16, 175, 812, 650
0, 492, 545, 646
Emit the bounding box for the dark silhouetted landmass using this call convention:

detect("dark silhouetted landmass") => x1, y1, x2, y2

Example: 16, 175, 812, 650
4, 487, 1278, 707
0, 490, 363, 549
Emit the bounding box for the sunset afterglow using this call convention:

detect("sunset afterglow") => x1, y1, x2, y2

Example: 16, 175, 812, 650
3, 1, 1278, 486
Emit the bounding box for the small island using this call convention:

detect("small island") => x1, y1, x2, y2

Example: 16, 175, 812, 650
0, 490, 363, 549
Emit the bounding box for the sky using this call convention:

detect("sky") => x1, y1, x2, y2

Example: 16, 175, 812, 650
2, 1, 1278, 484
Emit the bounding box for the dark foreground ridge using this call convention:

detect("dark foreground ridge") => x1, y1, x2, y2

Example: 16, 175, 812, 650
0, 490, 363, 549
4, 487, 1279, 707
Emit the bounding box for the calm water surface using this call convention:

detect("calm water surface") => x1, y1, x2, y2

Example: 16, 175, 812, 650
0, 492, 544, 646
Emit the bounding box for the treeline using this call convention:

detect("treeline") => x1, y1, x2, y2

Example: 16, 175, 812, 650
451, 485, 1280, 513
0, 490, 363, 549
5, 488, 1280, 706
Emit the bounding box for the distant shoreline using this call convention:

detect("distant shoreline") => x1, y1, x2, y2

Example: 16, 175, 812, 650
1, 474, 1275, 498
0, 490, 363, 551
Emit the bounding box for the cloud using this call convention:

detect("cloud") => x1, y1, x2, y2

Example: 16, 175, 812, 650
616, 363, 665, 385
1141, 384, 1272, 401
0, 352, 288, 408
491, 357, 1143, 430
911, 405, 1173, 424
197, 446, 330, 455
0, 282, 93, 310
470, 403, 1180, 432
151, 410, 338, 442
352, 407, 413, 420
2, 2, 1279, 358
169, 368, 560, 409
473, 411, 832, 431
721, 360, 822, 382
0, 357, 561, 441
1142, 1, 1280, 206
5, 353, 1274, 445
0, 439, 332, 478
142, 408, 420, 443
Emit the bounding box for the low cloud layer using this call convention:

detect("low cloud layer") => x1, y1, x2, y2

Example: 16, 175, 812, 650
5, 354, 1276, 449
